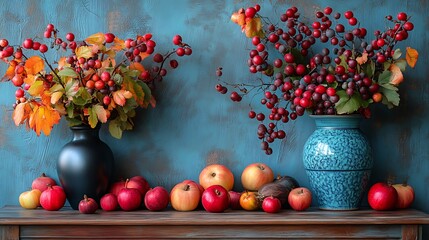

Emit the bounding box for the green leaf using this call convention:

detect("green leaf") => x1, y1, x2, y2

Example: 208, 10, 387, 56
108, 118, 123, 139
137, 81, 152, 107
49, 83, 65, 93
66, 103, 75, 118
362, 61, 375, 78
73, 88, 92, 106
377, 70, 392, 85
379, 84, 400, 108
58, 67, 79, 78
65, 79, 80, 98
88, 107, 98, 128
394, 59, 407, 72
392, 49, 402, 60
66, 117, 82, 126
335, 90, 367, 114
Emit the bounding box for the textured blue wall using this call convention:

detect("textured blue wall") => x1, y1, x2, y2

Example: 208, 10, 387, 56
1, 0, 428, 233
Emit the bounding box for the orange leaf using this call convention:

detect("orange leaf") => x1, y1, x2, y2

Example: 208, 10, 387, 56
27, 80, 44, 97
112, 89, 133, 106
244, 17, 263, 38
231, 9, 246, 26
24, 56, 44, 75
57, 57, 68, 70
139, 52, 150, 61
111, 37, 125, 51
356, 52, 368, 65
102, 58, 116, 68
24, 74, 37, 85
85, 32, 105, 45
75, 46, 93, 59
130, 62, 146, 73
28, 105, 61, 136
406, 47, 418, 68
389, 64, 404, 85
2, 61, 18, 81
12, 102, 32, 126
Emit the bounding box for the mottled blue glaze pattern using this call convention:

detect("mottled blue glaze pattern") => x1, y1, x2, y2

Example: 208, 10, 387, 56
303, 115, 373, 210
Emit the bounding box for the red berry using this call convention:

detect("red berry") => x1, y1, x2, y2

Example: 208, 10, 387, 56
254, 4, 261, 12
32, 42, 41, 51
245, 7, 257, 18
39, 44, 48, 53
344, 10, 354, 19
283, 53, 295, 63
15, 88, 24, 98
268, 33, 279, 43
252, 55, 263, 65
23, 38, 33, 49
46, 23, 55, 31
403, 21, 414, 31
326, 87, 336, 96
252, 36, 260, 46
105, 33, 115, 43
172, 35, 182, 45
169, 59, 179, 68
95, 80, 105, 90
103, 96, 111, 105
184, 48, 192, 55
230, 91, 242, 102
324, 7, 333, 15
66, 33, 75, 41
0, 39, 8, 48
101, 72, 111, 82
397, 12, 407, 21
348, 17, 357, 26
176, 47, 185, 56
153, 53, 163, 63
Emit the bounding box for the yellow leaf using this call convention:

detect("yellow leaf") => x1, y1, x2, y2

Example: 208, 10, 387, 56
85, 32, 105, 45
111, 37, 125, 51
25, 56, 44, 75
93, 104, 107, 123
112, 90, 133, 106
12, 102, 32, 126
75, 46, 93, 59
389, 64, 404, 85
406, 47, 418, 68
244, 17, 263, 38
51, 91, 64, 104
28, 105, 61, 136
102, 58, 116, 68
57, 57, 68, 70
356, 52, 368, 65
231, 9, 246, 26
130, 62, 145, 73
27, 80, 44, 97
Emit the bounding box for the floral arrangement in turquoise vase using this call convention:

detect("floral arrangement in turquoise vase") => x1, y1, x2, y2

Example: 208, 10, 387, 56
0, 24, 192, 138
215, 4, 419, 154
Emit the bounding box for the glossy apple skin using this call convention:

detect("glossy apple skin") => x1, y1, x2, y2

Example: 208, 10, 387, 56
201, 185, 230, 213
117, 187, 142, 211
109, 180, 126, 196
19, 189, 42, 209
288, 187, 312, 211
199, 164, 234, 191
78, 195, 98, 214
100, 193, 118, 211
228, 191, 242, 210
393, 183, 415, 209
241, 163, 274, 191
367, 183, 398, 211
128, 176, 151, 198
144, 186, 170, 211
262, 196, 282, 213
239, 191, 259, 211
170, 181, 201, 211
31, 173, 57, 192
39, 185, 66, 211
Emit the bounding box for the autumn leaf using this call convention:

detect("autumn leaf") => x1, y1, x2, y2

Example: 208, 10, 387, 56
25, 56, 44, 75
111, 37, 125, 51
51, 92, 64, 104
85, 32, 105, 45
244, 17, 263, 38
2, 60, 17, 81
27, 80, 44, 97
102, 58, 116, 68
75, 46, 93, 59
231, 9, 246, 26
12, 102, 32, 126
57, 57, 68, 70
28, 105, 61, 136
88, 105, 107, 128
24, 74, 37, 85
406, 47, 418, 68
129, 62, 146, 73
112, 89, 133, 106
389, 64, 404, 85
356, 52, 368, 65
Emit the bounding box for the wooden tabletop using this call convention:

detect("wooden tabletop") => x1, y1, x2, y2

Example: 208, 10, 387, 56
1, 205, 429, 226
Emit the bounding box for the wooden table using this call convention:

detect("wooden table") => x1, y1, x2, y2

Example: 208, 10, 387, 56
1, 206, 429, 239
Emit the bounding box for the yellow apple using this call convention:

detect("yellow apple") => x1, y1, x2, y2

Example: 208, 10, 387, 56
241, 163, 274, 191
19, 189, 42, 209
199, 164, 234, 191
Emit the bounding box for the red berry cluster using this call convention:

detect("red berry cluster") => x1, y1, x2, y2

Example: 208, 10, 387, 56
216, 5, 415, 155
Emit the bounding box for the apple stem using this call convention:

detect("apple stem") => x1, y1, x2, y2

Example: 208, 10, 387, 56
124, 179, 130, 189
83, 194, 88, 201
41, 173, 47, 177
211, 172, 216, 177
215, 189, 220, 195
185, 184, 191, 191
299, 188, 304, 194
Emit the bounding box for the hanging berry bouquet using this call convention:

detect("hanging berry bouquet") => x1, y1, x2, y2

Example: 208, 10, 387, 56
1, 24, 192, 138
215, 4, 418, 155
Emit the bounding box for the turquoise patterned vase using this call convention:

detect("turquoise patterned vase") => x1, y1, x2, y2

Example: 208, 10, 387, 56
303, 115, 373, 210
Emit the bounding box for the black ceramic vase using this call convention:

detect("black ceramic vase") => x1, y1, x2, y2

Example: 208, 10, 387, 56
57, 125, 114, 210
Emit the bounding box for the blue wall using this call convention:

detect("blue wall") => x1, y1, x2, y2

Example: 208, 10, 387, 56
1, 0, 428, 234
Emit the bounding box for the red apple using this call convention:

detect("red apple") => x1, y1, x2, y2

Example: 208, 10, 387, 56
228, 191, 242, 210
241, 163, 274, 191
170, 181, 201, 211
288, 187, 312, 211
39, 185, 66, 211
393, 183, 415, 209
262, 196, 282, 213
128, 176, 150, 198
144, 186, 170, 211
19, 189, 42, 209
32, 173, 57, 192
368, 182, 398, 211
201, 185, 230, 213
100, 193, 118, 211
78, 195, 98, 214
109, 179, 126, 196
199, 164, 234, 191
117, 180, 142, 211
